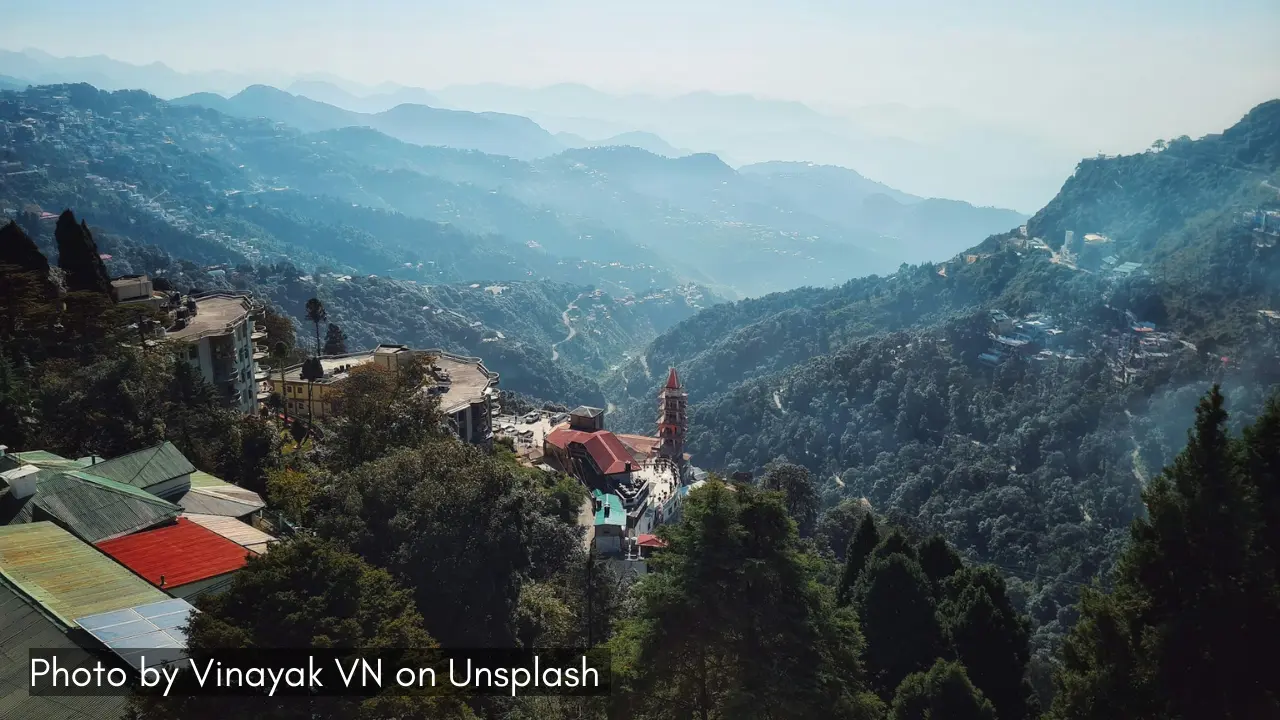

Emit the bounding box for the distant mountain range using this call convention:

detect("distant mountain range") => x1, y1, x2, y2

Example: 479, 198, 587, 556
425, 83, 1083, 212
284, 80, 440, 115
172, 85, 564, 160
0, 48, 1082, 210
163, 84, 1027, 273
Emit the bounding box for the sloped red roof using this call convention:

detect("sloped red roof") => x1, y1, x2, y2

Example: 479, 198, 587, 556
95, 517, 250, 589
545, 426, 634, 475
545, 425, 591, 450
665, 367, 681, 390
636, 534, 667, 548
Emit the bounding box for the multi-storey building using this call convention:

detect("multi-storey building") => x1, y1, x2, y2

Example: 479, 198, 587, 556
163, 293, 267, 415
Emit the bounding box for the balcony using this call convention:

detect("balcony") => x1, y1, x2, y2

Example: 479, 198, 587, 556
252, 349, 267, 362
255, 368, 270, 382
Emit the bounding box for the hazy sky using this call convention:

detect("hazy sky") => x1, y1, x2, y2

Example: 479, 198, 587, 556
3, 0, 1278, 153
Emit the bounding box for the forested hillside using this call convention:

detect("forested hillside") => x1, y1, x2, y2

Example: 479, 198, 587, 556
5, 202, 1277, 719
604, 99, 1280, 663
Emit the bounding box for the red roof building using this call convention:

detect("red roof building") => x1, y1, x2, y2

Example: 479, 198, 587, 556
636, 534, 667, 548
96, 518, 251, 596
545, 426, 634, 476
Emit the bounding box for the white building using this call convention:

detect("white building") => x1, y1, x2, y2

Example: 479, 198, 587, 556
164, 293, 267, 414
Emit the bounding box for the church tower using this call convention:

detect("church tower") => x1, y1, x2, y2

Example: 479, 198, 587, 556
657, 367, 687, 463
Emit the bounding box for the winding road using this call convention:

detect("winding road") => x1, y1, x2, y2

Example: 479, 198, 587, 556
550, 295, 581, 362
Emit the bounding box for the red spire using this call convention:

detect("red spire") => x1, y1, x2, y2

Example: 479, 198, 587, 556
665, 367, 681, 390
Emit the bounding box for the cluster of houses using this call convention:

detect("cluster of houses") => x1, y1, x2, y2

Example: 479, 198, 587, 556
0, 441, 278, 717
1102, 312, 1197, 386
980, 311, 1069, 366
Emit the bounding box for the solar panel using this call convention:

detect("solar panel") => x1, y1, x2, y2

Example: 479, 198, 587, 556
74, 598, 197, 672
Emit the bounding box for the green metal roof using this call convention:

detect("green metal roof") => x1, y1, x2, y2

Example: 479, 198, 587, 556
0, 579, 128, 720
0, 451, 89, 473
594, 490, 625, 527
0, 522, 170, 627
32, 471, 180, 543
81, 441, 195, 492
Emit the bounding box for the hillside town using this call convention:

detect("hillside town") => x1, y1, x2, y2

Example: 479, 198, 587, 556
0, 257, 711, 702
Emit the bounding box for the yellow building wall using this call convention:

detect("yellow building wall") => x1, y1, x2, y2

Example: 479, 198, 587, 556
268, 377, 342, 420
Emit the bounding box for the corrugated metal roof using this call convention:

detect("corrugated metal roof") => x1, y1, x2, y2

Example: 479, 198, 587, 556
188, 470, 231, 489
176, 488, 262, 518
0, 580, 128, 720
184, 514, 277, 555
83, 441, 195, 492
0, 450, 89, 473
0, 522, 170, 627
96, 518, 250, 589
32, 471, 180, 543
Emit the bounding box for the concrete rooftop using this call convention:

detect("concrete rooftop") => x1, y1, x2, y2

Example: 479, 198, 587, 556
166, 295, 252, 341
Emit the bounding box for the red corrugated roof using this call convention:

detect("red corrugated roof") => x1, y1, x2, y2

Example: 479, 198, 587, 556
96, 517, 250, 588
584, 433, 633, 475
545, 426, 633, 476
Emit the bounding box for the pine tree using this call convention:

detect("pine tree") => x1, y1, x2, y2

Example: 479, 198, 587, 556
891, 660, 996, 720
838, 513, 880, 605
857, 553, 946, 696
1242, 394, 1280, 577
917, 534, 963, 595
0, 221, 50, 276
612, 481, 883, 719
323, 322, 347, 355
872, 527, 917, 561
944, 567, 1038, 720
304, 297, 326, 356
53, 211, 110, 295
760, 459, 820, 537
1052, 386, 1279, 719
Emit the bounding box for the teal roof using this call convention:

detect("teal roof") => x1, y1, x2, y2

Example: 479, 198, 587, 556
81, 442, 195, 492
31, 471, 180, 543
594, 491, 624, 527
